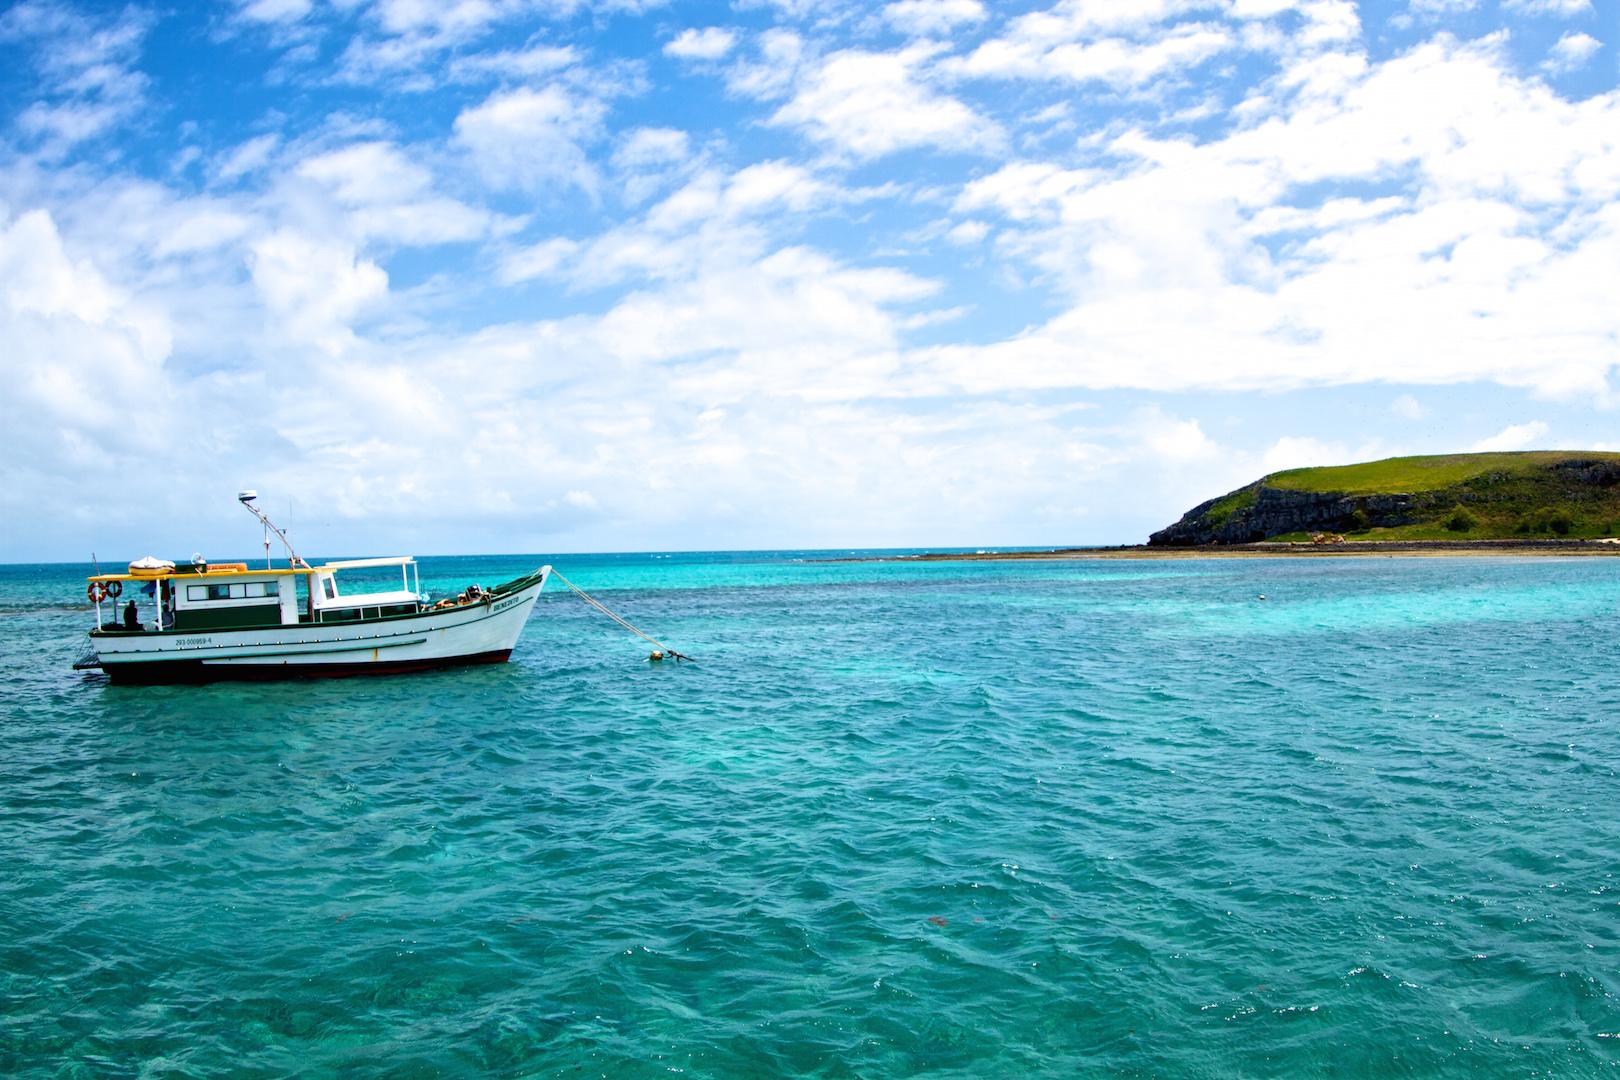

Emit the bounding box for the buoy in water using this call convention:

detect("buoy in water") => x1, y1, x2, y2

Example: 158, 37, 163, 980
649, 650, 665, 662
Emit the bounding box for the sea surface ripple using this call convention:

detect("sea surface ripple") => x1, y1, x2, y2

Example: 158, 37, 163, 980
2, 552, 1618, 1077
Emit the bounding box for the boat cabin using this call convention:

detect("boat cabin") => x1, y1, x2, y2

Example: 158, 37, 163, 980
88, 557, 425, 634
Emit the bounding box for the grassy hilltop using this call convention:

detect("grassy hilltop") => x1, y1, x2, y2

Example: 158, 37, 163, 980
1152, 451, 1620, 545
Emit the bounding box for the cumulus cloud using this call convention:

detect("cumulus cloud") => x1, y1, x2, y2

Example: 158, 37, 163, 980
237, 0, 313, 24
883, 0, 987, 37
1470, 421, 1549, 451
614, 127, 690, 168
249, 230, 388, 354
946, 219, 990, 244
335, 0, 576, 83
724, 29, 806, 100
448, 43, 579, 81
1544, 31, 1601, 73
215, 134, 282, 182
949, 20, 1234, 87
0, 2, 152, 156
665, 27, 736, 60
1139, 410, 1221, 463
1502, 0, 1592, 14
1261, 435, 1349, 472
922, 35, 1620, 401
453, 85, 607, 194
1391, 394, 1427, 420
771, 44, 1003, 158
0, 208, 171, 414
1408, 0, 1481, 15
295, 141, 491, 244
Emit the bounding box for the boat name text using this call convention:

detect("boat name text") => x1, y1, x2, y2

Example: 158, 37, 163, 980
176, 636, 213, 648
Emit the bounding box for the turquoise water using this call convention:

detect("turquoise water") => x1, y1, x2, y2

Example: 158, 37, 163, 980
3, 552, 1618, 1076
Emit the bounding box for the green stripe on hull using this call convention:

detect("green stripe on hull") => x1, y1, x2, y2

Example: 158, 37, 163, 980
172, 604, 283, 630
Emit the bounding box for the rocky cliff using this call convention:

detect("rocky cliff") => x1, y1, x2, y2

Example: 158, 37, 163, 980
1149, 486, 1429, 545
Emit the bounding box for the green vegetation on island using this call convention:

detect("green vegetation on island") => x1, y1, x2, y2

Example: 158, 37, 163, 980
1152, 451, 1620, 546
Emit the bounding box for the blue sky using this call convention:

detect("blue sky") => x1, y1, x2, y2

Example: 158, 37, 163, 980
0, 0, 1616, 561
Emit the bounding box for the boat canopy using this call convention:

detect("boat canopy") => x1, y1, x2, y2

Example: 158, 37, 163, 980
88, 557, 415, 583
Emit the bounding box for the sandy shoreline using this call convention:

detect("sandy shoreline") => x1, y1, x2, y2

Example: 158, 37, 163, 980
857, 539, 1620, 562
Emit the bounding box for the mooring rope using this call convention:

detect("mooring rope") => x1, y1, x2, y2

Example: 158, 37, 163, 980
549, 569, 694, 662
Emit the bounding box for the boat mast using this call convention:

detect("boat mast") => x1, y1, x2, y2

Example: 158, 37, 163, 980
237, 491, 303, 568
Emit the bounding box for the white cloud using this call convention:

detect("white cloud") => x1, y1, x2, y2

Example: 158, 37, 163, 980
724, 161, 830, 212
154, 208, 256, 256
771, 44, 1002, 158
725, 29, 805, 100
298, 141, 433, 204
613, 127, 694, 204
883, 0, 987, 37
1391, 393, 1427, 420
563, 489, 600, 509
946, 219, 990, 244
550, 161, 847, 288
295, 141, 491, 245
453, 85, 607, 194
938, 0, 1298, 88
0, 209, 174, 471
949, 21, 1234, 87
664, 27, 736, 60
371, 0, 503, 36
338, 1, 577, 83
1138, 409, 1221, 463
448, 43, 579, 81
237, 0, 313, 24
17, 100, 135, 149
1503, 0, 1592, 15
1, 4, 151, 156
1470, 421, 1548, 451
614, 127, 690, 168
1544, 31, 1601, 73
216, 134, 281, 181
955, 162, 1093, 222
1261, 435, 1348, 472
1408, 0, 1480, 14
249, 230, 388, 354
917, 35, 1620, 401
1295, 0, 1360, 46
499, 237, 580, 284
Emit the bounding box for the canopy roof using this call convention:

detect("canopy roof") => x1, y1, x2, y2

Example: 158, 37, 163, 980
87, 556, 414, 583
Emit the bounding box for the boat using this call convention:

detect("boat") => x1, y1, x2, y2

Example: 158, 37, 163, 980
74, 492, 550, 684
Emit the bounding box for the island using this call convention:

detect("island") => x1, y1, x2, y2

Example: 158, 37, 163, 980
886, 452, 1620, 560
1151, 450, 1620, 545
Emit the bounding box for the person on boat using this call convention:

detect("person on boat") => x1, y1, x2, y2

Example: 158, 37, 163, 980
122, 599, 140, 631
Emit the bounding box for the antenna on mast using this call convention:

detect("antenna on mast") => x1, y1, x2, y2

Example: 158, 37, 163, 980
238, 490, 304, 568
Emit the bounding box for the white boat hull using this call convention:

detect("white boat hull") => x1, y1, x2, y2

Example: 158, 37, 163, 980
88, 570, 548, 684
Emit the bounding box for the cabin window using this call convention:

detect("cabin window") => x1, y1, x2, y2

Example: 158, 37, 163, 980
187, 581, 276, 602
183, 584, 236, 601
322, 578, 336, 600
